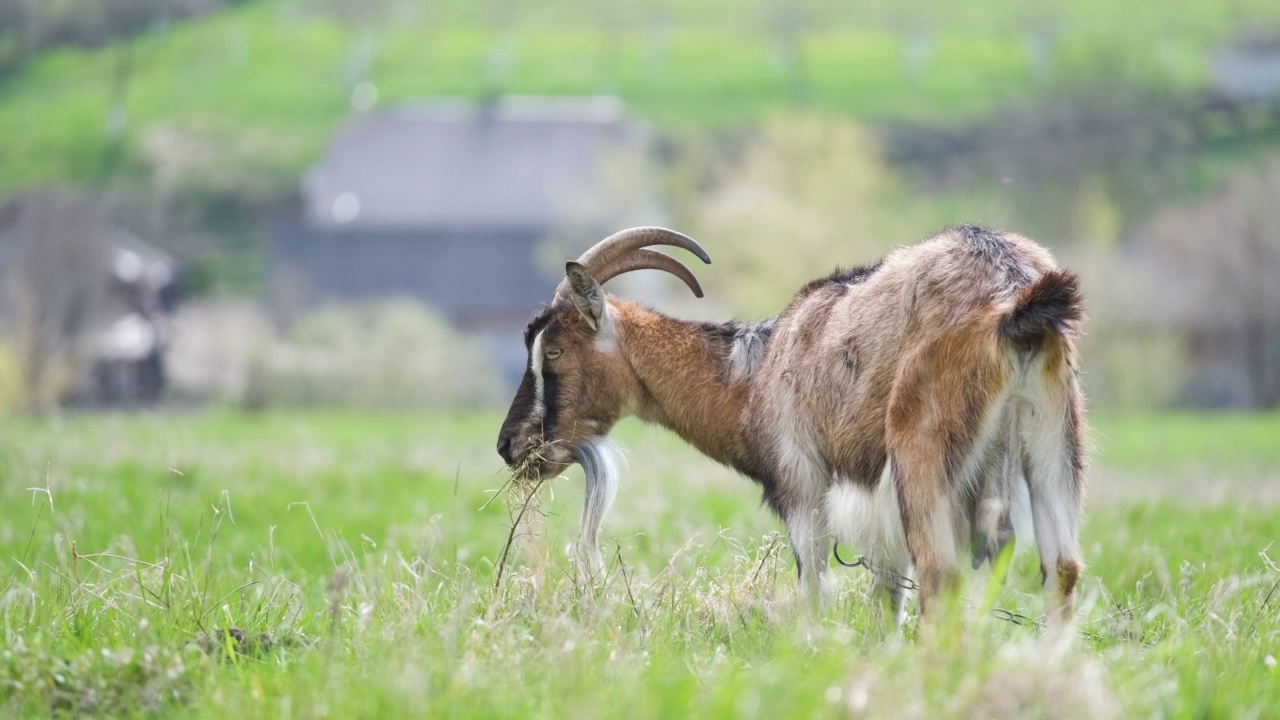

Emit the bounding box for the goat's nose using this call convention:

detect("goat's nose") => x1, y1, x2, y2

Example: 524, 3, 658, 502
497, 434, 516, 465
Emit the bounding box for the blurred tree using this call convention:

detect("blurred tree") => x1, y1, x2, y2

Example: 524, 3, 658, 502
304, 0, 422, 106
888, 77, 1202, 246
0, 193, 112, 415
1135, 156, 1280, 408
679, 114, 900, 318
483, 0, 514, 96
0, 0, 240, 79
768, 0, 809, 105
243, 299, 503, 410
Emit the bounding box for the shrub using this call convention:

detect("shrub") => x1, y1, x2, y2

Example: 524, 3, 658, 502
675, 113, 905, 318
0, 342, 22, 415
166, 299, 276, 403
244, 299, 502, 410
1132, 156, 1280, 408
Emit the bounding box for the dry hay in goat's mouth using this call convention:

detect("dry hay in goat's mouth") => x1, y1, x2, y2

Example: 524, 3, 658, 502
508, 439, 558, 492
491, 439, 561, 590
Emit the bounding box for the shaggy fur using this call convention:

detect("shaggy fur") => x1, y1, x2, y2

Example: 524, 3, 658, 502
498, 224, 1088, 621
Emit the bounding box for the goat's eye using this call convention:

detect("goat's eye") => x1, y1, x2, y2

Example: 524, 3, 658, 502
545, 348, 562, 360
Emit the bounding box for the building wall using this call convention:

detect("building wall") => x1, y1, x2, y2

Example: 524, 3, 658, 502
270, 225, 563, 390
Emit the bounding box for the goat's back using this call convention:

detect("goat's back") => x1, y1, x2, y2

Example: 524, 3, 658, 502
744, 225, 1065, 488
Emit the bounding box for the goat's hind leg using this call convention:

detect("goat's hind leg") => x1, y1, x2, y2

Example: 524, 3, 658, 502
886, 449, 959, 617
1020, 383, 1086, 622
971, 408, 1020, 572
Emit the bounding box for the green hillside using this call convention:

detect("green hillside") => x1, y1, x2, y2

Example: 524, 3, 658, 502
2, 0, 1275, 194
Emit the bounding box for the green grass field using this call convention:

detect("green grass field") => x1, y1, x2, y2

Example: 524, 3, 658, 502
1, 409, 1278, 717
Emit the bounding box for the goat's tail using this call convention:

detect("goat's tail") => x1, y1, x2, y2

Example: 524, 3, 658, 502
999, 269, 1083, 351
994, 267, 1087, 620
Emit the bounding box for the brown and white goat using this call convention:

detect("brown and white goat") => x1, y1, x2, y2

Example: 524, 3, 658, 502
497, 225, 1086, 621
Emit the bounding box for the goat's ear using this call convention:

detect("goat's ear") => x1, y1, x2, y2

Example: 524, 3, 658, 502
565, 261, 604, 331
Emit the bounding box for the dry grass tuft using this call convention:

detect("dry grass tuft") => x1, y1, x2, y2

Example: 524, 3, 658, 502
960, 637, 1121, 720
491, 439, 562, 590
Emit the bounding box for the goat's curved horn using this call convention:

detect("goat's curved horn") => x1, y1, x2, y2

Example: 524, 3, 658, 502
555, 227, 711, 300
576, 226, 711, 272
593, 248, 705, 298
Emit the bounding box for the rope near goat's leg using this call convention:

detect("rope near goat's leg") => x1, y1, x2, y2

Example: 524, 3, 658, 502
833, 541, 919, 592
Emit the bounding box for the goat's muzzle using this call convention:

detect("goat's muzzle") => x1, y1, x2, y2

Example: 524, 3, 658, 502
496, 432, 517, 466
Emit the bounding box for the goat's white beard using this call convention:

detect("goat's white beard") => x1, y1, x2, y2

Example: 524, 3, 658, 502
571, 437, 626, 579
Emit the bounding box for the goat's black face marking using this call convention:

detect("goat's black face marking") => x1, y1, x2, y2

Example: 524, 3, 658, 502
524, 308, 555, 349
540, 356, 561, 442
536, 321, 566, 442
499, 311, 567, 467
498, 354, 538, 465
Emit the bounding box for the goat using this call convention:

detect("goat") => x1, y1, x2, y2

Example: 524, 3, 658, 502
497, 225, 1086, 622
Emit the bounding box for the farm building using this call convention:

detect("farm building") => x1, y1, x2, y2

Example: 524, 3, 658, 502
0, 192, 179, 408
271, 96, 664, 386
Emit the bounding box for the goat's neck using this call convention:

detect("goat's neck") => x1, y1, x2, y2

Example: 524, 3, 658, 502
610, 300, 758, 473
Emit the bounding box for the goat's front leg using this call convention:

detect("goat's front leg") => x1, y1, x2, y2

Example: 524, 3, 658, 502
785, 503, 832, 610
869, 565, 911, 630
778, 450, 835, 610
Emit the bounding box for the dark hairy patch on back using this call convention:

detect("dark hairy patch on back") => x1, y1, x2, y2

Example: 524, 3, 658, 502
950, 224, 1033, 287
696, 321, 740, 345
827, 262, 883, 287
697, 318, 776, 342
795, 261, 883, 300
695, 318, 777, 383
694, 321, 738, 381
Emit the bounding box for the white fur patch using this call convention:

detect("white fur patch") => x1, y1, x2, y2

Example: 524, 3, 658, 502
824, 464, 910, 572
1014, 356, 1081, 592
773, 397, 835, 606
573, 437, 624, 577
1010, 470, 1034, 549
785, 508, 834, 607
530, 330, 546, 420
594, 304, 619, 354
728, 319, 774, 380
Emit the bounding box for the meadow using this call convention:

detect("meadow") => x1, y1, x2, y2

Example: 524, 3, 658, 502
1, 409, 1278, 718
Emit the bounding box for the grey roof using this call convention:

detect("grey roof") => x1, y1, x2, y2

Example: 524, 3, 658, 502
272, 225, 556, 326
1212, 41, 1280, 101
303, 96, 650, 229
